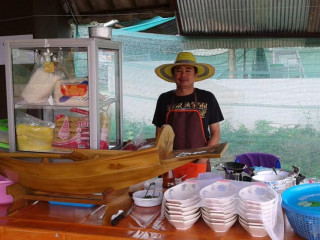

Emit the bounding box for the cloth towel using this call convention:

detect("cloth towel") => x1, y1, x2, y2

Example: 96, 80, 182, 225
235, 152, 281, 174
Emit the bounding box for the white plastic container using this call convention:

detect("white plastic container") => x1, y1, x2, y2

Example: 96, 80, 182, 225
132, 189, 163, 207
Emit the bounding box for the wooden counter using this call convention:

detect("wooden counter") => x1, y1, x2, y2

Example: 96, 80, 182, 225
0, 201, 302, 240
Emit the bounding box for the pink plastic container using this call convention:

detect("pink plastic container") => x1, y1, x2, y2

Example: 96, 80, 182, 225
0, 175, 14, 204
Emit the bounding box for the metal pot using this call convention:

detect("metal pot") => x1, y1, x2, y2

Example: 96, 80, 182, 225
252, 174, 289, 192
216, 162, 248, 181
217, 162, 248, 174
89, 26, 112, 40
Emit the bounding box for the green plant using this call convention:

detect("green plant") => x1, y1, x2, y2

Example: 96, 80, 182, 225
121, 118, 320, 178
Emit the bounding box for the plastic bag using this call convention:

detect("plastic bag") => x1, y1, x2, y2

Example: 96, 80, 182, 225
21, 49, 63, 104
122, 131, 147, 151
53, 78, 89, 106
100, 107, 112, 150
52, 108, 89, 150
16, 112, 55, 151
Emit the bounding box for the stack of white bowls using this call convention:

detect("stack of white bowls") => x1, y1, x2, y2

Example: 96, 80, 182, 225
238, 184, 277, 237
199, 180, 238, 232
164, 182, 202, 230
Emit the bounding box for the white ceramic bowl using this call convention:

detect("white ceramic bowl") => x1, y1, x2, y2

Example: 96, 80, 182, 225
199, 180, 237, 204
203, 214, 237, 232
201, 209, 236, 220
167, 213, 201, 230
165, 206, 200, 216
238, 200, 274, 215
239, 217, 268, 237
132, 189, 163, 207
166, 209, 201, 221
239, 198, 274, 211
202, 212, 237, 223
202, 200, 237, 214
238, 205, 272, 223
238, 214, 266, 225
165, 203, 200, 213
203, 200, 237, 213
164, 182, 201, 204
239, 216, 264, 227
166, 197, 200, 209
238, 184, 277, 206
202, 198, 236, 209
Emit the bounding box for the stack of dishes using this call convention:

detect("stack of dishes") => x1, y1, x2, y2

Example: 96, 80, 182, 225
238, 184, 277, 237
199, 180, 238, 232
164, 182, 202, 230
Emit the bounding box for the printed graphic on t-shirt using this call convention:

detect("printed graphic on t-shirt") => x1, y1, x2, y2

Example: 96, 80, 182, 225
167, 101, 208, 118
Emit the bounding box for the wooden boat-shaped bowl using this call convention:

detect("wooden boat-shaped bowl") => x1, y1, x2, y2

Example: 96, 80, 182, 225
0, 125, 228, 195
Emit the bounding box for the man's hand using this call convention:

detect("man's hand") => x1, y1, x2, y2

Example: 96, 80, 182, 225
197, 158, 208, 164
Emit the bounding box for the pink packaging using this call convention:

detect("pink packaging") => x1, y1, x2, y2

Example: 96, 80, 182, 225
0, 175, 14, 204
52, 108, 90, 149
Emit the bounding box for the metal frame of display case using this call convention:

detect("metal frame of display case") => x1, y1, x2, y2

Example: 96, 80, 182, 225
4, 38, 123, 152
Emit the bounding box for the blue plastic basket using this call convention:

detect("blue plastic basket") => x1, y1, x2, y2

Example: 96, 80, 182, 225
282, 183, 320, 240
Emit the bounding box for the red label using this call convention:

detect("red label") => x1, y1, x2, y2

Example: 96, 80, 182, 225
70, 108, 89, 115
60, 84, 88, 96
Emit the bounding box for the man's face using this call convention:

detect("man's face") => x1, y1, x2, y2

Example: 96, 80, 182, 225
173, 65, 198, 89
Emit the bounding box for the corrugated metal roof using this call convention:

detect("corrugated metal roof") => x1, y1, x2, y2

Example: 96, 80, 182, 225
62, 0, 320, 37
175, 0, 320, 36
61, 0, 175, 24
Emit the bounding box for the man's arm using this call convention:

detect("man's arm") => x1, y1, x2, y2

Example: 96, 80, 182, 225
155, 126, 161, 138
207, 122, 221, 146
197, 122, 220, 164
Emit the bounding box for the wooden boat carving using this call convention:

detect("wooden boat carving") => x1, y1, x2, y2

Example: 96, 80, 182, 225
0, 125, 228, 224
0, 125, 228, 194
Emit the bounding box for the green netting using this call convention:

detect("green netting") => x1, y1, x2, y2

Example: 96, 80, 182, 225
74, 24, 320, 178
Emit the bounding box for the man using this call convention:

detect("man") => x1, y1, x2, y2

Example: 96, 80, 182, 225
152, 52, 224, 180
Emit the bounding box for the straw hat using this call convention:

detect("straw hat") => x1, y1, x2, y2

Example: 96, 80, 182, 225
155, 52, 215, 82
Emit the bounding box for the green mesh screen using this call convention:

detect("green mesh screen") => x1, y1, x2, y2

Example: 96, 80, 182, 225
75, 24, 320, 178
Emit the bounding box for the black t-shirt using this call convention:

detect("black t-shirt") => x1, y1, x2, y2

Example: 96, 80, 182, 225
152, 88, 224, 140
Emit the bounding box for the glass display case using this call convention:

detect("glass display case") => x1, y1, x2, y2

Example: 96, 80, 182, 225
4, 38, 123, 152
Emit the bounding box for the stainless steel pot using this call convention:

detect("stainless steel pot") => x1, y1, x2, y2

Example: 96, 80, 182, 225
89, 26, 112, 40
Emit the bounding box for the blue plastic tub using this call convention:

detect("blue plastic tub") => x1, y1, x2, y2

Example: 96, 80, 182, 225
282, 183, 320, 240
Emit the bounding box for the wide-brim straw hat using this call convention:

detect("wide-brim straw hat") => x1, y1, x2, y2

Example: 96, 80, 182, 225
155, 52, 215, 82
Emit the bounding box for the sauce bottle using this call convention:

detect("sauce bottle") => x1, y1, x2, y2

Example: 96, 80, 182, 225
162, 170, 175, 189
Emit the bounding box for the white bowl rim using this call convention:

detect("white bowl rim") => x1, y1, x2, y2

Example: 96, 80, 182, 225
199, 180, 237, 200
133, 189, 163, 199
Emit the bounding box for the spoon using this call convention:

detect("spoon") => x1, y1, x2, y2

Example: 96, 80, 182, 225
177, 175, 186, 182
272, 167, 278, 175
